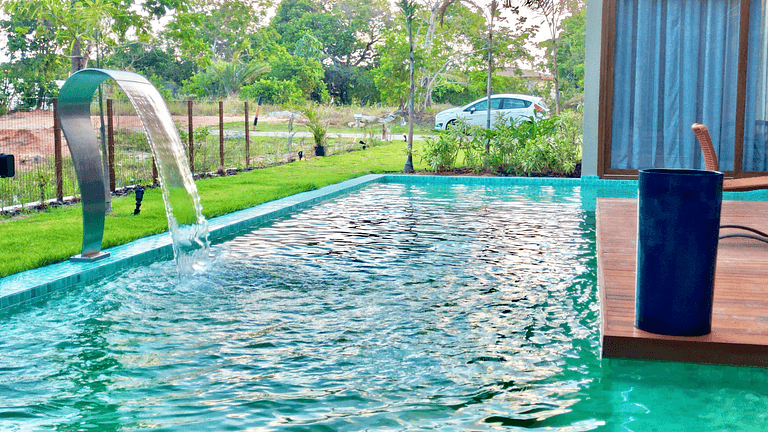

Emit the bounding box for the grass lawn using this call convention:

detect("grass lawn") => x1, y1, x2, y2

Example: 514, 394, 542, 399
221, 120, 434, 136
0, 141, 424, 278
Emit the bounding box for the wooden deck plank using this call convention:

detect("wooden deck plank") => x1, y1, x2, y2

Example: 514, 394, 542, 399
597, 198, 768, 367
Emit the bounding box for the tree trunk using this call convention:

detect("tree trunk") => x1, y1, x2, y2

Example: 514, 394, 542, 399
424, 2, 440, 49
485, 9, 494, 159
404, 16, 415, 173
552, 36, 561, 115
71, 39, 87, 72
486, 31, 492, 133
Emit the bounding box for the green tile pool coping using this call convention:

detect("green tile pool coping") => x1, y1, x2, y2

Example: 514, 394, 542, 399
2, 173, 767, 313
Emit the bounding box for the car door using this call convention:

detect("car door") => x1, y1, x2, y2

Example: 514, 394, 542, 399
500, 98, 533, 125
458, 99, 487, 127
461, 98, 504, 128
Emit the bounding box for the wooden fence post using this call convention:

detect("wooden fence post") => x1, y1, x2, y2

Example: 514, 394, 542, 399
245, 101, 250, 167
218, 101, 225, 175
53, 98, 63, 202
188, 100, 194, 173
107, 99, 116, 192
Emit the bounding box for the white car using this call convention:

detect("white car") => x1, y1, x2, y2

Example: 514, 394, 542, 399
433, 94, 549, 130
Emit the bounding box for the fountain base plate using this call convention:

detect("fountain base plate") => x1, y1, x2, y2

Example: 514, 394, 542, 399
70, 252, 111, 263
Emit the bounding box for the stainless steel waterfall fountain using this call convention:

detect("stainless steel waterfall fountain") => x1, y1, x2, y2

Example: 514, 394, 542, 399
58, 69, 209, 267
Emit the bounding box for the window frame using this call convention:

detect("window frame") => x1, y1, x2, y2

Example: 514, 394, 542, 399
597, 0, 759, 179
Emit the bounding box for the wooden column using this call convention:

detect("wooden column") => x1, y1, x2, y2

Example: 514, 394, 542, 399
244, 101, 250, 167
52, 98, 63, 202
218, 101, 225, 175
188, 100, 194, 173
106, 99, 116, 192
734, 0, 752, 176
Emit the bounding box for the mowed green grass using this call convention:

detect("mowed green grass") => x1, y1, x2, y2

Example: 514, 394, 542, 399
0, 141, 423, 278
222, 120, 434, 135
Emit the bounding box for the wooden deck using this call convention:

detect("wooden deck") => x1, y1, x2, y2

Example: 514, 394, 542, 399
596, 198, 768, 367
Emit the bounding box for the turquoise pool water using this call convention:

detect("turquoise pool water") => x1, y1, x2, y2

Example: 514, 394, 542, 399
1, 181, 767, 431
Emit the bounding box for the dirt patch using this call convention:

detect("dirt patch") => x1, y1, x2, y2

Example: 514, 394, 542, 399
0, 110, 269, 171
114, 115, 248, 130
0, 128, 64, 171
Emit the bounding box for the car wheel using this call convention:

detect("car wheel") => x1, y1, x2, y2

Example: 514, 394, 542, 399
446, 119, 457, 130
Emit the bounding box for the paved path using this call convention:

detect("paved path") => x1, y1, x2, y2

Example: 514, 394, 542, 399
210, 130, 431, 141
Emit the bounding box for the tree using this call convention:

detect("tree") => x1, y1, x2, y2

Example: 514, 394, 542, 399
3, 0, 161, 73
106, 45, 197, 91
267, 46, 327, 101
399, 0, 418, 173
437, 0, 521, 159
0, 12, 68, 109
546, 7, 585, 105
528, 0, 584, 114
269, 0, 392, 103
372, 32, 411, 109
164, 0, 270, 66
417, 1, 482, 110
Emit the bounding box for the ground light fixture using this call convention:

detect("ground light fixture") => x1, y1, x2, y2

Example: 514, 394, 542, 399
133, 186, 145, 216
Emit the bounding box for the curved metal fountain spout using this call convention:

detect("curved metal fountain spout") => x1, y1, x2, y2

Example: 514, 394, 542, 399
58, 69, 209, 266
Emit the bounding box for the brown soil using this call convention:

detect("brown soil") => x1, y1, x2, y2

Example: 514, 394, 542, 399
0, 110, 264, 171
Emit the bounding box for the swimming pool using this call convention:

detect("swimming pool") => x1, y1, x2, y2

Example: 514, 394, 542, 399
1, 178, 766, 431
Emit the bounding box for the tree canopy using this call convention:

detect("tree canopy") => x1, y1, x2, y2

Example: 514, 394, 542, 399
0, 0, 586, 111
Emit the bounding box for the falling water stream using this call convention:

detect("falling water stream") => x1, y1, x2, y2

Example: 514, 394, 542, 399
119, 77, 211, 275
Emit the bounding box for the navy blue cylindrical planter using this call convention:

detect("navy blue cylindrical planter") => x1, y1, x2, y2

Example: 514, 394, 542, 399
635, 168, 723, 336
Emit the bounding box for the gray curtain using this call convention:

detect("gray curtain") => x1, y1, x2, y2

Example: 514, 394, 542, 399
744, 0, 768, 172
610, 0, 741, 171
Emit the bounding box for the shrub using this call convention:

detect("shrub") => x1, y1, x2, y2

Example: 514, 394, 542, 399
422, 109, 583, 176
240, 79, 303, 105
422, 133, 459, 171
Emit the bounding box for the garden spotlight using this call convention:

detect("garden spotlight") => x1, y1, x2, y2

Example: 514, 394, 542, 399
134, 186, 145, 215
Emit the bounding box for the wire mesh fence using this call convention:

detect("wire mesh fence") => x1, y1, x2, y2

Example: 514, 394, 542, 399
0, 97, 385, 212
0, 102, 79, 211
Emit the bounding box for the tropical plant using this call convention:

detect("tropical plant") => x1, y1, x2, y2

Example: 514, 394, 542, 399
491, 111, 582, 175
303, 104, 329, 156
422, 130, 460, 171
183, 52, 269, 98
422, 110, 583, 175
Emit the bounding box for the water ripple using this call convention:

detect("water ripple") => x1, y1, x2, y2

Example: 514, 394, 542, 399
3, 183, 762, 431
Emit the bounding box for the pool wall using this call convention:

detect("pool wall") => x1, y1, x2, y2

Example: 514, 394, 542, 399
3, 174, 768, 313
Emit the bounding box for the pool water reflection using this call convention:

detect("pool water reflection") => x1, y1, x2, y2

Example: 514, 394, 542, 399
0, 182, 765, 431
